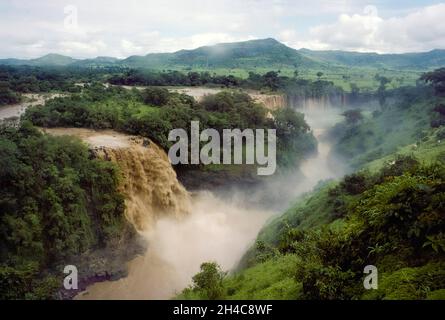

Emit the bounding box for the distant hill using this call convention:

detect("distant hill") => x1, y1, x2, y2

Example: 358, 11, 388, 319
0, 53, 77, 67
0, 58, 27, 66
121, 38, 319, 69
72, 56, 120, 67
30, 53, 77, 66
0, 39, 444, 70
298, 48, 445, 69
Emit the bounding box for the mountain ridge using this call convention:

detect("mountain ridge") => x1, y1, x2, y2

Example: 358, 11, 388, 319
0, 38, 444, 70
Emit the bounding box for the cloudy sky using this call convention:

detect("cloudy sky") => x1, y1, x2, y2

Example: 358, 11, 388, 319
0, 0, 444, 59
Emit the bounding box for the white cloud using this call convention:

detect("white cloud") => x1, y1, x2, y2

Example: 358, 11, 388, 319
58, 40, 107, 56
117, 32, 252, 58
284, 3, 445, 53
120, 40, 144, 56
0, 1, 444, 58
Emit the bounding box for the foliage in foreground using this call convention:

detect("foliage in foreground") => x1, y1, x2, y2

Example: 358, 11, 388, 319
180, 156, 445, 300
0, 122, 129, 299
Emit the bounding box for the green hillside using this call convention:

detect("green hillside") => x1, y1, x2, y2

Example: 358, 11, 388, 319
178, 78, 445, 300
121, 38, 319, 69
299, 48, 445, 70
1, 39, 441, 92
29, 54, 77, 66
0, 54, 77, 67
1, 39, 443, 72
72, 56, 119, 68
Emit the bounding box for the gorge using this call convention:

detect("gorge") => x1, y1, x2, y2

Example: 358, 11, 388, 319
62, 103, 346, 299
0, 85, 349, 300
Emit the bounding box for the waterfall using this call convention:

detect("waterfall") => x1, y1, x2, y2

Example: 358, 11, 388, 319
42, 128, 191, 231
94, 137, 191, 231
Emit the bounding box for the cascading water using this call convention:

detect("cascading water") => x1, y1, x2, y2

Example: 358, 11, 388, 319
286, 93, 348, 111
297, 108, 346, 185
94, 138, 191, 231
42, 128, 191, 232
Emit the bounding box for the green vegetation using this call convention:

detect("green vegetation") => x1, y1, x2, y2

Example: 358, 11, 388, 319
421, 67, 445, 96
3, 39, 444, 71
0, 66, 84, 95
180, 255, 300, 300
329, 85, 436, 168
108, 69, 243, 88
179, 262, 227, 300
1, 40, 444, 300
1, 39, 437, 93
180, 156, 445, 300
298, 48, 445, 70
24, 83, 316, 169
179, 71, 445, 300
0, 121, 130, 299
120, 38, 318, 70
0, 83, 20, 105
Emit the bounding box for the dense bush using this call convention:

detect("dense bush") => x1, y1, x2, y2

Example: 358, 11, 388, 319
329, 84, 436, 168
24, 84, 316, 169
431, 103, 445, 128
179, 262, 227, 300
142, 87, 170, 106
421, 68, 445, 96
0, 83, 20, 105
0, 66, 83, 95
181, 156, 445, 300
281, 160, 444, 299
109, 69, 242, 88
0, 122, 128, 298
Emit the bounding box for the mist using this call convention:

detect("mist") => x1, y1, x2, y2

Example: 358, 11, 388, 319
76, 191, 272, 299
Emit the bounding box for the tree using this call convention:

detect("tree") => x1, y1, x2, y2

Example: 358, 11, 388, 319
263, 71, 280, 90
188, 72, 201, 86
375, 75, 390, 108
0, 123, 126, 298
342, 109, 363, 125
432, 103, 445, 127
350, 83, 360, 102
272, 107, 316, 167
421, 68, 445, 96
316, 71, 324, 80
142, 87, 170, 106
191, 262, 226, 300
273, 107, 309, 136
0, 82, 20, 105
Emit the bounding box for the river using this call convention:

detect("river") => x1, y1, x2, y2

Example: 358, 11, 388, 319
0, 93, 65, 121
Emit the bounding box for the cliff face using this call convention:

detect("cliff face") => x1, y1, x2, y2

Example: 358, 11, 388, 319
286, 93, 348, 110
252, 92, 348, 111
251, 94, 286, 110
168, 87, 287, 110
43, 128, 191, 231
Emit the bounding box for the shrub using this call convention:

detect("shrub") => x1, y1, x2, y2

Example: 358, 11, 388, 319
142, 87, 170, 106
190, 262, 227, 300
